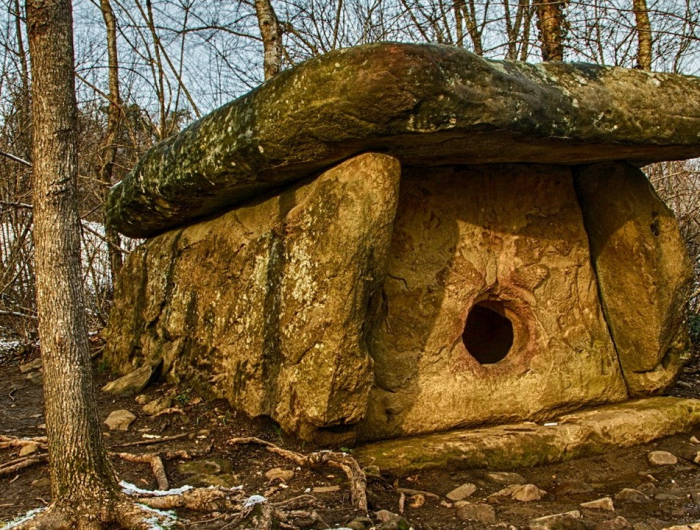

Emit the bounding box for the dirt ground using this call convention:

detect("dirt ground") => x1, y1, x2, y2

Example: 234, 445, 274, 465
3, 341, 700, 529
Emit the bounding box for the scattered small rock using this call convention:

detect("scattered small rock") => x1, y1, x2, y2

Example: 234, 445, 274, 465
490, 484, 546, 502
446, 482, 477, 501
637, 482, 656, 494
135, 394, 150, 405
614, 488, 650, 503
595, 517, 632, 530
19, 443, 38, 456
102, 364, 157, 396
375, 510, 395, 523
345, 517, 374, 530
103, 409, 136, 431
513, 484, 547, 502
690, 436, 700, 444
530, 511, 585, 530
265, 467, 294, 482
484, 471, 527, 485
661, 525, 700, 530
455, 502, 496, 524
632, 523, 655, 530
581, 497, 614, 511
142, 395, 173, 416
409, 494, 425, 508
647, 450, 677, 466
376, 515, 410, 530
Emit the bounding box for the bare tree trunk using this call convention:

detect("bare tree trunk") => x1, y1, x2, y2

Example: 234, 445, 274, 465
454, 0, 465, 46
100, 0, 123, 288
255, 0, 283, 80
26, 0, 120, 508
535, 0, 566, 61
633, 0, 652, 70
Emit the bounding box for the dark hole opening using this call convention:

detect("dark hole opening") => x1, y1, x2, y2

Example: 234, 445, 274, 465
462, 302, 514, 364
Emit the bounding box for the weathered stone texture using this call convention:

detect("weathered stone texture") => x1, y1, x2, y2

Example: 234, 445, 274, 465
103, 153, 400, 440
357, 164, 628, 441
354, 397, 700, 473
574, 163, 693, 396
106, 43, 700, 238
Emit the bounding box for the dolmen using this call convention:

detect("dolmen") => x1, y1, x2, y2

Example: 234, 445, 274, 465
104, 43, 700, 462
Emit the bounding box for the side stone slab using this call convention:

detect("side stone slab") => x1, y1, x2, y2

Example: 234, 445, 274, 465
574, 163, 693, 396
102, 153, 400, 441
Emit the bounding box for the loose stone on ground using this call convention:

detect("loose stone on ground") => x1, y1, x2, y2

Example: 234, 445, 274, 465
580, 497, 615, 511
455, 502, 496, 524
445, 483, 477, 501
103, 409, 136, 431
648, 451, 678, 465
529, 511, 586, 530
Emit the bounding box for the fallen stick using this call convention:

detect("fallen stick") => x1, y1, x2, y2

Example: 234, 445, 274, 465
113, 452, 169, 490
110, 432, 189, 448
228, 436, 367, 512
396, 486, 440, 499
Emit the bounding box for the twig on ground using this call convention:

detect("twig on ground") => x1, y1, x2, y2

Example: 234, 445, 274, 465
396, 486, 440, 499
228, 436, 368, 512
110, 432, 189, 448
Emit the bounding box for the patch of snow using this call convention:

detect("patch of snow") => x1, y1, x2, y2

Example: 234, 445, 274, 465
120, 480, 193, 497
243, 494, 267, 508
0, 507, 46, 529
136, 504, 177, 530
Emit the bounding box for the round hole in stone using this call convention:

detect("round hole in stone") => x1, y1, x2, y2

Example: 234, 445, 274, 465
462, 301, 514, 364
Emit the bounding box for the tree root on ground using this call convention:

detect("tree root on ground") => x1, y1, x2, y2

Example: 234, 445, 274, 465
0, 454, 47, 477
228, 436, 368, 512
112, 452, 169, 490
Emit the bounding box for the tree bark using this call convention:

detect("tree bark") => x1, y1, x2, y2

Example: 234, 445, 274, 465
99, 0, 124, 287
255, 0, 283, 80
535, 0, 566, 61
27, 0, 120, 503
632, 0, 652, 70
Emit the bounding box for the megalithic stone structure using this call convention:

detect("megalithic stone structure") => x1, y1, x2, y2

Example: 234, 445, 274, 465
104, 43, 697, 448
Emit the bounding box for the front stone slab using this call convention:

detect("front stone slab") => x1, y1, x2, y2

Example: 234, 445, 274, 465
575, 163, 694, 396
355, 397, 700, 473
358, 164, 628, 441
103, 153, 400, 440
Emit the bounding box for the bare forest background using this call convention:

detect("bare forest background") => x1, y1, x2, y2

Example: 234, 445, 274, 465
0, 0, 699, 348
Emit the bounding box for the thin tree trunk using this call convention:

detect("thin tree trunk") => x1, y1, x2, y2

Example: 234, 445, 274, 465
255, 0, 283, 80
632, 0, 652, 70
26, 0, 119, 504
535, 0, 566, 61
100, 0, 123, 287
454, 0, 465, 46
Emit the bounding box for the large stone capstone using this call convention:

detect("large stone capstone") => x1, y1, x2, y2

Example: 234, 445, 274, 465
104, 43, 698, 447
106, 43, 700, 238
